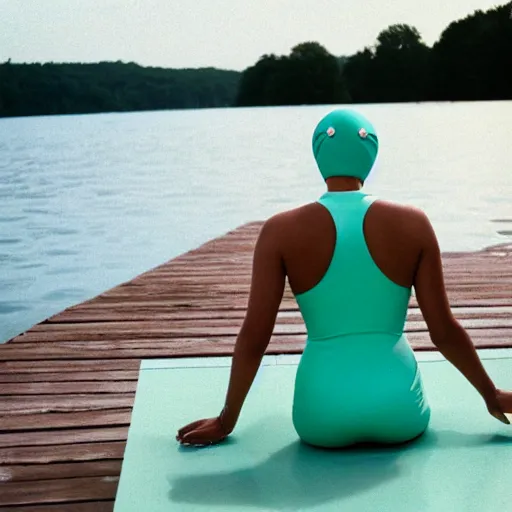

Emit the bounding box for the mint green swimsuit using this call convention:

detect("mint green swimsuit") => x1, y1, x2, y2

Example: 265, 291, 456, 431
292, 190, 431, 448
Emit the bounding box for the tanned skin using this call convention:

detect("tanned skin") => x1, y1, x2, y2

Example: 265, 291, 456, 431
177, 177, 512, 447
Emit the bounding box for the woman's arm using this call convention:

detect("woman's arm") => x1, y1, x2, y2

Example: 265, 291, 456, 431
177, 217, 286, 445
413, 211, 510, 424
220, 217, 286, 431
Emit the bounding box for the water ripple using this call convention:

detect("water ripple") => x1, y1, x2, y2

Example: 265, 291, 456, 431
0, 238, 23, 245
44, 248, 79, 257
0, 215, 25, 222
15, 262, 46, 270
0, 301, 30, 314
42, 288, 87, 301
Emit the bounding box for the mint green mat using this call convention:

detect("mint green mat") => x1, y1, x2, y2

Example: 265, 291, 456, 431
115, 351, 512, 512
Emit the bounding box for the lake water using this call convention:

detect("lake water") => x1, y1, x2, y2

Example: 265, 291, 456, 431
1, 102, 511, 343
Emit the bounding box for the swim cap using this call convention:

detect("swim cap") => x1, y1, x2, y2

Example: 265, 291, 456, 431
312, 109, 378, 183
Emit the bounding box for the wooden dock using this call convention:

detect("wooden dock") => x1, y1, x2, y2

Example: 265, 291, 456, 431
0, 221, 511, 510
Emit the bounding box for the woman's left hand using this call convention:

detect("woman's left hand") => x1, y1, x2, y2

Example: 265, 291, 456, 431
176, 416, 230, 447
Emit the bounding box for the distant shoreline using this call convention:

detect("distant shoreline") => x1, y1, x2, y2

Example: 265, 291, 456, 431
2, 98, 512, 122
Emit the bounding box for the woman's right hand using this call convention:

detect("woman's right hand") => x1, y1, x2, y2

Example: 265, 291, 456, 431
176, 416, 231, 447
485, 389, 512, 424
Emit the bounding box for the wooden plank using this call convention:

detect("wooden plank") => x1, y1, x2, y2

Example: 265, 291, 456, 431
0, 394, 135, 415
0, 461, 121, 483
0, 502, 114, 512
0, 409, 132, 432
12, 318, 512, 343
34, 294, 512, 312
0, 342, 236, 360
406, 319, 512, 332
0, 370, 139, 383
0, 441, 126, 464
47, 309, 250, 323
16, 324, 250, 341
52, 301, 253, 310
47, 306, 512, 323
92, 288, 512, 301
406, 330, 512, 349
45, 296, 512, 310
0, 360, 140, 374
15, 319, 512, 348
129, 276, 512, 287
27, 315, 512, 333
0, 427, 128, 448
0, 381, 136, 395
0, 476, 118, 507
0, 338, 242, 359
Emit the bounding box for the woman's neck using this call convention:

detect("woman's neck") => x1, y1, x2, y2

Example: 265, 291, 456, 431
325, 176, 363, 192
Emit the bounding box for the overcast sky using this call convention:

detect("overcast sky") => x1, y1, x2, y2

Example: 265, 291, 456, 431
0, 0, 503, 70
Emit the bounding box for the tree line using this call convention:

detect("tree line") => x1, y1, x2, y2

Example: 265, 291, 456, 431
237, 2, 511, 105
0, 62, 239, 117
0, 1, 510, 117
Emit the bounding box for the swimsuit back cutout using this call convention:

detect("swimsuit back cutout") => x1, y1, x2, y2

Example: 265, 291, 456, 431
295, 190, 411, 341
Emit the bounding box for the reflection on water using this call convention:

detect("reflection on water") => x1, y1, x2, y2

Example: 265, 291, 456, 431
0, 102, 511, 342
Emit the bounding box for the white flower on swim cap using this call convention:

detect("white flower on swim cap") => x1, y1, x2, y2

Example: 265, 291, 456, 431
326, 127, 335, 137
358, 128, 368, 138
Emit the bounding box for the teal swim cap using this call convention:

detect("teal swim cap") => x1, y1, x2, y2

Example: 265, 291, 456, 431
312, 109, 378, 182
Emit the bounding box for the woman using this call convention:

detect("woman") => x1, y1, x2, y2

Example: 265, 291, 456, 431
177, 109, 511, 448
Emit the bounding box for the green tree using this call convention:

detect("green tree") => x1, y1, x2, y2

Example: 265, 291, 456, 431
236, 43, 349, 107
236, 54, 284, 106
430, 2, 512, 101
376, 24, 423, 51
341, 48, 375, 103
373, 24, 430, 102
288, 42, 350, 104
343, 24, 431, 103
